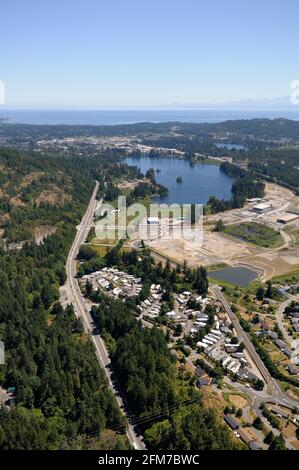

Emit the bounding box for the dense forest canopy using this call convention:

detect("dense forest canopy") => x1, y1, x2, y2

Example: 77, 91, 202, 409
1, 117, 299, 140
0, 148, 128, 449
206, 162, 265, 213
0, 149, 140, 242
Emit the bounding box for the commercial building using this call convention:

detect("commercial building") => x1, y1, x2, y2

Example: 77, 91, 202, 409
277, 213, 299, 224
247, 198, 262, 203
252, 203, 271, 214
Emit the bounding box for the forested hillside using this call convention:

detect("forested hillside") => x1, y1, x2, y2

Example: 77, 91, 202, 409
206, 162, 265, 213
0, 148, 99, 242
2, 117, 299, 140
0, 148, 127, 449
247, 148, 299, 191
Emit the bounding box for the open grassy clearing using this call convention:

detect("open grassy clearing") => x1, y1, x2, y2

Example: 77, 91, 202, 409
206, 262, 229, 271
89, 244, 113, 257
285, 227, 299, 244
224, 222, 283, 248
104, 196, 153, 226
89, 240, 131, 257
223, 392, 248, 409
272, 267, 299, 283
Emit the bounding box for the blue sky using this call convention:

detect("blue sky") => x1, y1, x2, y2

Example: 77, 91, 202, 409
1, 0, 298, 107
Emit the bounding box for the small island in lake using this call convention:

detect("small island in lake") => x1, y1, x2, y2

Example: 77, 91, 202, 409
176, 176, 183, 183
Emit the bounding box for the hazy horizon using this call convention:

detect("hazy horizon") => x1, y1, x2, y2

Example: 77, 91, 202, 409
0, 95, 297, 111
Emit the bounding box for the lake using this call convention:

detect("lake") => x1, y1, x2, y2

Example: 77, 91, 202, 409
124, 156, 234, 205
208, 266, 259, 287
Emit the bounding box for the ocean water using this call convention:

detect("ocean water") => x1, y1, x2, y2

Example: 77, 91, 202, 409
1, 108, 299, 125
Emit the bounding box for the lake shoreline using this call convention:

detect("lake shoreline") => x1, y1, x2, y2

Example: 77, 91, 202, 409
124, 155, 235, 205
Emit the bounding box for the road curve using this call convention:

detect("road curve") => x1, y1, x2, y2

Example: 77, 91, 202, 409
212, 285, 299, 410
276, 293, 299, 346
212, 286, 281, 393
145, 247, 299, 410
64, 182, 145, 450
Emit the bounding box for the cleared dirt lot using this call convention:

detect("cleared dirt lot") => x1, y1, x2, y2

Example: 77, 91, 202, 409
204, 183, 297, 226
243, 247, 299, 280
148, 229, 256, 268
147, 182, 299, 280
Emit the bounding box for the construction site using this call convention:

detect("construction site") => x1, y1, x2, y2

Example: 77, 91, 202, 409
146, 183, 299, 282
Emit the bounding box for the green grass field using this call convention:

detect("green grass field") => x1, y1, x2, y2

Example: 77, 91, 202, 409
272, 268, 299, 283
224, 222, 283, 248
89, 243, 114, 257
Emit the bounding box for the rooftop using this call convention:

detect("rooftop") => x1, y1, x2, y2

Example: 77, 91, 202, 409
223, 414, 239, 430
253, 202, 271, 211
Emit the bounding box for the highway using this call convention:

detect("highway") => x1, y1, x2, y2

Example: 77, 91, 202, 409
63, 182, 145, 450
212, 285, 299, 411
63, 186, 298, 438
146, 248, 299, 411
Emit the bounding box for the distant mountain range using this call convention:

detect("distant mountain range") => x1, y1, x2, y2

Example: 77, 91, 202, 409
165, 96, 296, 110
1, 96, 298, 113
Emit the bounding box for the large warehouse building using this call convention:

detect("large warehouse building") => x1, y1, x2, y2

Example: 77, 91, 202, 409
277, 213, 299, 224
252, 203, 271, 214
